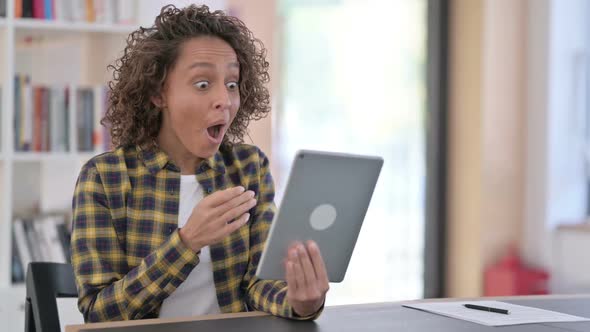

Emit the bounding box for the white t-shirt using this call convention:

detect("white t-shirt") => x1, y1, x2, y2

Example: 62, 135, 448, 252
158, 175, 221, 318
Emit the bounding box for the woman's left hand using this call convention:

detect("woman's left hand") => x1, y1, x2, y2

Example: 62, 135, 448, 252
285, 240, 330, 317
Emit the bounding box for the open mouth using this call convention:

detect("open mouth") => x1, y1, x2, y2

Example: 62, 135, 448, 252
207, 124, 224, 140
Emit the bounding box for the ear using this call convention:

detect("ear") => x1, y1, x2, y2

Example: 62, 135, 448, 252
151, 94, 165, 109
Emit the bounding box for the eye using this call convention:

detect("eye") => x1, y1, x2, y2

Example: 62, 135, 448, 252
226, 81, 239, 90
194, 81, 210, 90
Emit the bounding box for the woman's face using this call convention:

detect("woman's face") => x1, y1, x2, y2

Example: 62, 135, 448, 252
155, 36, 241, 160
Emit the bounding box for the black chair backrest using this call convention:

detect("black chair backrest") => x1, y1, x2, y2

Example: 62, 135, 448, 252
25, 262, 78, 332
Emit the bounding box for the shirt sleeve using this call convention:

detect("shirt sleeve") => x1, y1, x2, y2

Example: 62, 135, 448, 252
71, 162, 200, 322
241, 149, 323, 320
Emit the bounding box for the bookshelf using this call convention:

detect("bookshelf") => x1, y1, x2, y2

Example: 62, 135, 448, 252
12, 151, 97, 161
0, 0, 142, 312
13, 17, 135, 33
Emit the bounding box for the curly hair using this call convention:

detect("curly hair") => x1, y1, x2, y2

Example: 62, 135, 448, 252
102, 4, 270, 150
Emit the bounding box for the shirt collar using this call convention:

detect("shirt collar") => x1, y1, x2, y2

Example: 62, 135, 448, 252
203, 149, 227, 174
137, 145, 226, 175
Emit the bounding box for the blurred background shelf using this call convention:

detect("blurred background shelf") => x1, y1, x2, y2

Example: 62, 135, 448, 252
12, 152, 97, 162
0, 0, 140, 298
13, 18, 135, 35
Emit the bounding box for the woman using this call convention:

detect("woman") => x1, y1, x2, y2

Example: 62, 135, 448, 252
71, 4, 328, 322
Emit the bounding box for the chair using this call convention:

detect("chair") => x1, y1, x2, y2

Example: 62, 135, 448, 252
25, 262, 79, 332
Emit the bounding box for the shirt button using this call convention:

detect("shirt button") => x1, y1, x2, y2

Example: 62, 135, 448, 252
168, 226, 175, 234
206, 187, 213, 194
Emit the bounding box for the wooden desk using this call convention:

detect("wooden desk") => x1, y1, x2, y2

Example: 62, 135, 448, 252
66, 295, 590, 332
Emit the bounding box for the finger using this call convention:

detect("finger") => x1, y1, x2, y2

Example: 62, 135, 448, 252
285, 260, 298, 294
290, 248, 305, 290
307, 240, 329, 286
297, 243, 317, 284
218, 197, 257, 224
202, 186, 245, 207
218, 213, 250, 239
211, 190, 255, 217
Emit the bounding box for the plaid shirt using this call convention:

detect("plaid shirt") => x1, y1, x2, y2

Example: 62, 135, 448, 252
71, 144, 314, 322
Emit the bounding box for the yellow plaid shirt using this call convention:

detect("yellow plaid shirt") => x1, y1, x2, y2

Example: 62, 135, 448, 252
71, 144, 314, 322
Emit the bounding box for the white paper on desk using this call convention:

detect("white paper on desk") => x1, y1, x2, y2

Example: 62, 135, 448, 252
403, 300, 590, 326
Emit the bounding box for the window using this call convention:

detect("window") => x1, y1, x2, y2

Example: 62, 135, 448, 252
276, 0, 430, 304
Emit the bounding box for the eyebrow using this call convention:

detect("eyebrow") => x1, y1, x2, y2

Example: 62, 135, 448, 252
187, 62, 240, 70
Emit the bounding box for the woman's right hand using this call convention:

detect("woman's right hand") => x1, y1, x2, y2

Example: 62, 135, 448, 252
179, 186, 256, 252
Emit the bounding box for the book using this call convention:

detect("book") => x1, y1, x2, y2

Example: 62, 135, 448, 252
77, 87, 97, 152
44, 0, 53, 19
15, 0, 23, 18
11, 231, 25, 283
33, 86, 42, 151
14, 75, 72, 152
13, 214, 72, 265
85, 0, 95, 22
13, 219, 32, 275
0, 0, 6, 17
33, 0, 44, 19
22, 0, 33, 18
17, 0, 135, 24
56, 221, 72, 263
93, 85, 107, 151
115, 0, 135, 24
70, 0, 86, 22
13, 76, 21, 150
33, 219, 53, 261
13, 74, 34, 151
40, 216, 67, 263
22, 219, 42, 262
102, 88, 112, 151
0, 86, 2, 142
50, 86, 68, 152
23, 75, 33, 151
41, 87, 50, 151
54, 0, 73, 21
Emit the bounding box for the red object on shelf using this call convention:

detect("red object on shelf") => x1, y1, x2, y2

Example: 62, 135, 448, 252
484, 248, 549, 296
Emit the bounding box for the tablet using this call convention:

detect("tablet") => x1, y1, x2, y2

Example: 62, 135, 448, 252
255, 150, 383, 282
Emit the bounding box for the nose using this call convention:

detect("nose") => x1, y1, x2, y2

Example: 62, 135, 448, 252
213, 86, 232, 111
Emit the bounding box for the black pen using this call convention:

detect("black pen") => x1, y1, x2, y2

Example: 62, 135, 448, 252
464, 304, 510, 315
